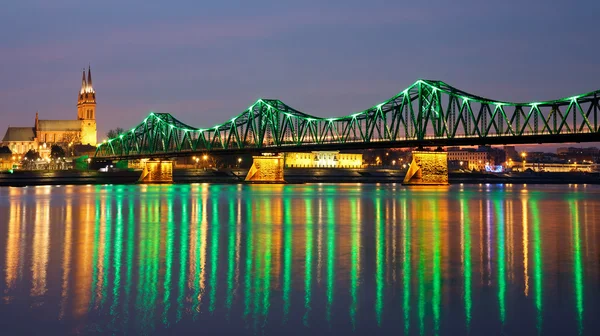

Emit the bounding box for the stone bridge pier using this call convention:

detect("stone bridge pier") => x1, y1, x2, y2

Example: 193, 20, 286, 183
138, 160, 173, 183
402, 151, 448, 185
245, 154, 285, 183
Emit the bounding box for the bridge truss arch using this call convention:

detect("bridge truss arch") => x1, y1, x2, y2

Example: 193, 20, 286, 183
95, 80, 600, 159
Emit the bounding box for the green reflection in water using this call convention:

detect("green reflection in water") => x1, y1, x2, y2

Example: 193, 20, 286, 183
401, 198, 411, 334
244, 200, 254, 320
192, 195, 206, 320
209, 199, 220, 312
495, 199, 506, 324
226, 200, 236, 312
375, 197, 384, 326
570, 200, 584, 335
124, 196, 135, 325
163, 194, 175, 325
110, 194, 124, 326
326, 198, 335, 324
461, 198, 472, 329
529, 200, 543, 333
177, 196, 189, 322
102, 195, 113, 308
283, 198, 293, 321
262, 199, 273, 326
418, 240, 425, 335
432, 200, 441, 335
138, 197, 160, 331
136, 197, 148, 329
349, 198, 359, 329
303, 198, 313, 326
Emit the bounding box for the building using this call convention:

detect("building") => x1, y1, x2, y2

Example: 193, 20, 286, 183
503, 146, 518, 160
557, 147, 600, 163
512, 162, 594, 173
447, 148, 489, 171
1, 66, 97, 157
284, 151, 363, 168
0, 152, 14, 170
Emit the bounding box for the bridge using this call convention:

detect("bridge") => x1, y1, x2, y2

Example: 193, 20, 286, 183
94, 79, 600, 183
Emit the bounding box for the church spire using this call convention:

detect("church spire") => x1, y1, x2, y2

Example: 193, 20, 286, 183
87, 65, 93, 91
80, 68, 87, 94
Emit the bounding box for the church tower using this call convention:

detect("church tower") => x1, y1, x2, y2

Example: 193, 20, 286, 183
77, 66, 97, 146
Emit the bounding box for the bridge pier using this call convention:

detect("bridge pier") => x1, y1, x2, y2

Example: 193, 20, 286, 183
245, 154, 285, 183
138, 160, 173, 183
402, 151, 448, 185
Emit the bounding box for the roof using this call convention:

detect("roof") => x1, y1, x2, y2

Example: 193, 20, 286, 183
2, 127, 35, 142
38, 120, 81, 132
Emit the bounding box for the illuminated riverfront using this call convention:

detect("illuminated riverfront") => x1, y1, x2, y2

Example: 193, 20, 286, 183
0, 184, 599, 334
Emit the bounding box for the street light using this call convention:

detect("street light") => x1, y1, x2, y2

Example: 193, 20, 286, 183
237, 157, 242, 168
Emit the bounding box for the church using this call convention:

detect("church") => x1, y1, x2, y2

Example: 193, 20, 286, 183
1, 66, 98, 157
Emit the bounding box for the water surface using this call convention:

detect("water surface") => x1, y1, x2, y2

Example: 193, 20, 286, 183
0, 184, 599, 335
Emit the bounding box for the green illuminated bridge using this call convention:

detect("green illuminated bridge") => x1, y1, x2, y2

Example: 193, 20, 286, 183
95, 79, 600, 159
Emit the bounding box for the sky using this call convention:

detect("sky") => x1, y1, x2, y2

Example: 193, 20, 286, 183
1, 0, 599, 152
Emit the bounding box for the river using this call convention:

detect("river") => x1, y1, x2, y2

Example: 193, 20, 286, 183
0, 183, 599, 335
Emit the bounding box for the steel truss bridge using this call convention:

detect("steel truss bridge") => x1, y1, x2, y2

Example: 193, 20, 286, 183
95, 79, 600, 159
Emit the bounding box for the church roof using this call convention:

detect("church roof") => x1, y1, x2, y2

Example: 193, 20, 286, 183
37, 120, 81, 132
2, 127, 36, 142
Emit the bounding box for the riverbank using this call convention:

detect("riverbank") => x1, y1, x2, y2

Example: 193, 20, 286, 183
1, 168, 599, 186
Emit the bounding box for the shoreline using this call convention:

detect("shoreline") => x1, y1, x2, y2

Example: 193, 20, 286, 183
1, 168, 599, 187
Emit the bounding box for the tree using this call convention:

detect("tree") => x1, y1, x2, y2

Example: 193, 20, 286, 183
0, 146, 11, 154
107, 128, 125, 139
50, 145, 66, 160
23, 149, 40, 161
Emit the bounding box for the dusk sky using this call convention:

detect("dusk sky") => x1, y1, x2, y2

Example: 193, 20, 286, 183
1, 0, 599, 151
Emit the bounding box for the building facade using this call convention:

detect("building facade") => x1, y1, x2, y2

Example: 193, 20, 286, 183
447, 149, 489, 171
284, 151, 363, 168
1, 66, 97, 156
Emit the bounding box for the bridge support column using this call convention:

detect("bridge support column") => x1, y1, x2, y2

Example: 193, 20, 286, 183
138, 160, 173, 183
402, 151, 448, 185
245, 154, 285, 183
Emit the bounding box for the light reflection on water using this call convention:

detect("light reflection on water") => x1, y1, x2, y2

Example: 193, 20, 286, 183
0, 183, 599, 335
